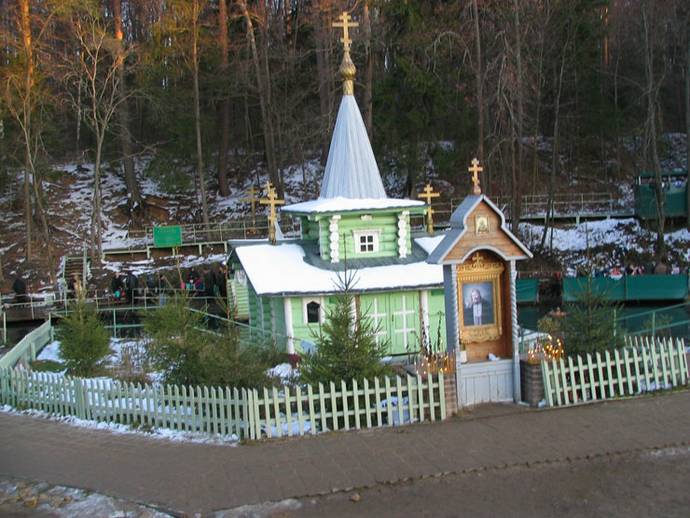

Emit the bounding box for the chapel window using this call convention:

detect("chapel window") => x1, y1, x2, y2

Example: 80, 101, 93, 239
355, 231, 379, 254
306, 301, 321, 324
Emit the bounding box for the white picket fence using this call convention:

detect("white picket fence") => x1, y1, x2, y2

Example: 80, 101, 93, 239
541, 337, 688, 407
0, 369, 445, 440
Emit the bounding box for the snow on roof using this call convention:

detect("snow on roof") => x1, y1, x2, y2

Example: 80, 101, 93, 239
235, 237, 444, 296
282, 196, 424, 214
319, 96, 387, 199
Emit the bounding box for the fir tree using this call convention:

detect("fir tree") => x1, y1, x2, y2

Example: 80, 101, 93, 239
560, 280, 624, 355
300, 273, 390, 385
58, 290, 110, 377
143, 292, 209, 386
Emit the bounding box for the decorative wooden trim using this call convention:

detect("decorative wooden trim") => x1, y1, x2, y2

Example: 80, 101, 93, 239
398, 211, 409, 258
329, 215, 341, 263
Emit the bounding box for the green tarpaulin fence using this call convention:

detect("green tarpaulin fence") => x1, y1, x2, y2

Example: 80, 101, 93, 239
563, 275, 688, 302
516, 279, 539, 303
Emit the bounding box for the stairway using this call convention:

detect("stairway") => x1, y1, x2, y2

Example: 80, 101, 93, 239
61, 253, 91, 286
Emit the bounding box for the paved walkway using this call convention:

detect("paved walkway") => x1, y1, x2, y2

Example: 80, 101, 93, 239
2, 392, 690, 515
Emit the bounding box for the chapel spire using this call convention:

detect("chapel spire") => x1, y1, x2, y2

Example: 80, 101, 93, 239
332, 12, 359, 96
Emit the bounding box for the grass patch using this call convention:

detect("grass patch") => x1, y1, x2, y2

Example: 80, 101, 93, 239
30, 359, 65, 372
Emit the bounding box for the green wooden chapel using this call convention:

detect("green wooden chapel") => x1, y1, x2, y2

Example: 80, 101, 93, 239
230, 13, 447, 357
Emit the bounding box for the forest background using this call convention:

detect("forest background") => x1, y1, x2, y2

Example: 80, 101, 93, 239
0, 0, 689, 278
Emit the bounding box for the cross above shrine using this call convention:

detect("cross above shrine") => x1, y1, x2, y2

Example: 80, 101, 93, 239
468, 158, 483, 195
332, 12, 358, 52
259, 181, 285, 245
241, 185, 260, 226
417, 183, 441, 234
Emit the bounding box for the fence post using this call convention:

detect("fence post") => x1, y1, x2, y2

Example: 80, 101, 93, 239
73, 378, 86, 419
2, 310, 6, 345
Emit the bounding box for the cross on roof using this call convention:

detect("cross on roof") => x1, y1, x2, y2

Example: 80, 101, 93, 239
417, 183, 441, 235
259, 181, 285, 244
241, 185, 260, 226
468, 158, 483, 195
332, 12, 358, 52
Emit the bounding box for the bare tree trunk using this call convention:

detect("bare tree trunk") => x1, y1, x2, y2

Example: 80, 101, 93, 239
92, 140, 104, 260
113, 0, 142, 220
363, 0, 374, 137
217, 0, 231, 197
192, 0, 210, 227
19, 0, 32, 260
315, 12, 331, 164
541, 47, 567, 250
511, 0, 524, 234
472, 0, 485, 165
642, 5, 666, 260
240, 0, 281, 195
686, 19, 690, 229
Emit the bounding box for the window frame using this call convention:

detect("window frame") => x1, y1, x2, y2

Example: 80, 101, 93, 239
303, 297, 325, 325
353, 229, 380, 254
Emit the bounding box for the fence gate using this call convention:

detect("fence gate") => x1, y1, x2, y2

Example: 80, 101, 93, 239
456, 359, 514, 406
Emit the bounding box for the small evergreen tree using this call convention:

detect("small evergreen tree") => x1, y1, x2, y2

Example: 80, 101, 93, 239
58, 290, 110, 376
560, 281, 624, 355
144, 292, 209, 386
299, 289, 391, 386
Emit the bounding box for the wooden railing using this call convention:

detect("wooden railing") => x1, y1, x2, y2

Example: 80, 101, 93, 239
0, 320, 53, 369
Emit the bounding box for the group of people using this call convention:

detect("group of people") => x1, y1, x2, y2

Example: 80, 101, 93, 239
566, 260, 684, 280
182, 265, 229, 299
109, 264, 229, 304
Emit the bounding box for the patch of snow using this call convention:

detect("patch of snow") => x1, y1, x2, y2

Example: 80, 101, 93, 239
234, 243, 443, 296
0, 404, 239, 445
267, 363, 298, 382
415, 235, 445, 255
282, 196, 424, 214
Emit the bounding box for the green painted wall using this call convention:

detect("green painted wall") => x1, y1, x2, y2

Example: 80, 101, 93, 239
316, 211, 411, 262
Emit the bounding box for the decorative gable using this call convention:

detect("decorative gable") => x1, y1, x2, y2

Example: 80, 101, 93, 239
427, 195, 532, 265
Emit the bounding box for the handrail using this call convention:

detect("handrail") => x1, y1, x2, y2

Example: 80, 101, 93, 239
615, 300, 690, 324
0, 319, 53, 369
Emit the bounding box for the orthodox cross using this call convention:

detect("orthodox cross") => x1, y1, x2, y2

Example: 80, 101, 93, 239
259, 181, 284, 244
241, 185, 260, 227
417, 183, 441, 234
468, 158, 483, 195
332, 12, 358, 52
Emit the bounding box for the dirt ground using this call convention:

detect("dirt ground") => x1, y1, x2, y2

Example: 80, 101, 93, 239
288, 447, 690, 518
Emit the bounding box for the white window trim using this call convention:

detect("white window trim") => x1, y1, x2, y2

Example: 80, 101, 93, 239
353, 229, 381, 254
303, 297, 326, 325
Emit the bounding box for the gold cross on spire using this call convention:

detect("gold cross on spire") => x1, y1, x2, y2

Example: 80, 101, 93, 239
259, 181, 284, 245
241, 185, 260, 227
468, 158, 483, 195
332, 11, 358, 95
332, 12, 358, 52
417, 183, 441, 235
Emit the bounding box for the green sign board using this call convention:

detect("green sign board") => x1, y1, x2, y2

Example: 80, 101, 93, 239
153, 225, 182, 248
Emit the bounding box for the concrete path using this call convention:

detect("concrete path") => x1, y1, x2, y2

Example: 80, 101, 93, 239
2, 392, 690, 515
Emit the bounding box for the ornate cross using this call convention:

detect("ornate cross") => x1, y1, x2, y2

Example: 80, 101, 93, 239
417, 183, 441, 234
332, 12, 358, 52
468, 158, 483, 195
241, 185, 260, 227
259, 181, 284, 245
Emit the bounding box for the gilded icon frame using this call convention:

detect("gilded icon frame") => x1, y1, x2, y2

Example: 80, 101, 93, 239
457, 253, 504, 344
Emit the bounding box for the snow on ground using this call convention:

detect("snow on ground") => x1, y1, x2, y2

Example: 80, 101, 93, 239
267, 363, 298, 383
520, 218, 690, 268
37, 337, 149, 367
0, 405, 239, 445
0, 477, 174, 518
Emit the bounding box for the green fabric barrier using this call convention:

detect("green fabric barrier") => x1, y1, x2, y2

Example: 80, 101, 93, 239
153, 225, 182, 248
634, 185, 687, 219
563, 277, 625, 302
564, 275, 688, 302
625, 275, 688, 301
516, 279, 539, 303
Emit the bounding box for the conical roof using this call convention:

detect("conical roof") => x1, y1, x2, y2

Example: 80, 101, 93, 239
319, 95, 387, 199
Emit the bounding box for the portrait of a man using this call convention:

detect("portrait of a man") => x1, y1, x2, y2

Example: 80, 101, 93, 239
462, 282, 494, 326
